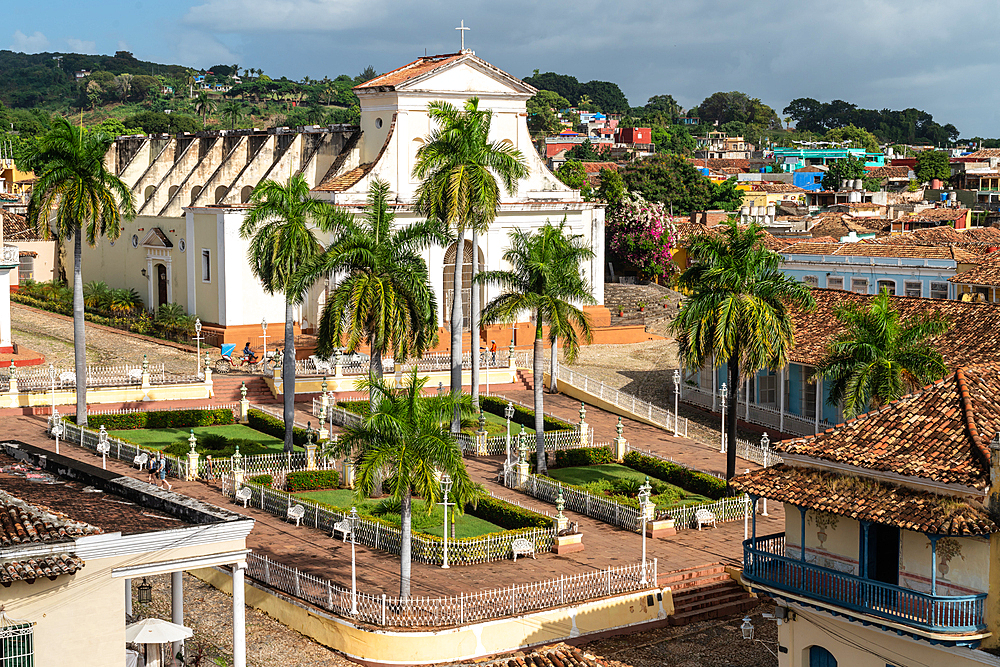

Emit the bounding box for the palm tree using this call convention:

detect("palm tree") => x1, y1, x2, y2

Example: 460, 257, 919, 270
811, 289, 949, 419
412, 98, 528, 429
326, 370, 476, 599
672, 221, 815, 480
291, 179, 445, 404
478, 221, 595, 473
220, 100, 243, 129
26, 117, 137, 426
194, 91, 215, 124
241, 174, 334, 452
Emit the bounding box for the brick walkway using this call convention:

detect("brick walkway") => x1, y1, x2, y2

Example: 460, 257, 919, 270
4, 414, 782, 601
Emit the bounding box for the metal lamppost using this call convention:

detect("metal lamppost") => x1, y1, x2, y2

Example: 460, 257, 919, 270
672, 369, 680, 437
740, 616, 778, 658
638, 477, 652, 584
97, 425, 110, 470
194, 318, 204, 378
719, 383, 728, 454
504, 401, 515, 466
439, 473, 453, 569
261, 318, 269, 365
760, 433, 770, 516
49, 363, 56, 415
348, 506, 359, 614
51, 409, 64, 455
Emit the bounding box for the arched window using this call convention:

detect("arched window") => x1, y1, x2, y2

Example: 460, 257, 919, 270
144, 185, 155, 203
215, 186, 228, 205
808, 645, 837, 667
442, 240, 485, 329
190, 186, 203, 206
240, 186, 253, 203
168, 185, 179, 201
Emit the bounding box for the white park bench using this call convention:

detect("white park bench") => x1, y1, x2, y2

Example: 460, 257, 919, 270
511, 538, 535, 561
332, 518, 353, 542
127, 368, 144, 383
59, 371, 76, 387
309, 355, 334, 374
287, 504, 305, 526
235, 487, 253, 508
695, 509, 717, 531
133, 453, 149, 470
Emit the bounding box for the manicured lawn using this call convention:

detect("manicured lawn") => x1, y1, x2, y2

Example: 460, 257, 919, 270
293, 489, 504, 539
547, 463, 714, 510
107, 425, 290, 452
480, 411, 535, 436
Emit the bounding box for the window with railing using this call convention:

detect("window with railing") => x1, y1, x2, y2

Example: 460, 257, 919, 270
827, 276, 844, 290
17, 255, 33, 282
0, 617, 33, 667
851, 278, 869, 294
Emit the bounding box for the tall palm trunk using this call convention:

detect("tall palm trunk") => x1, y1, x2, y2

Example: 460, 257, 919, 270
533, 316, 545, 474
549, 336, 558, 393
399, 488, 412, 599
450, 230, 465, 433
726, 343, 740, 482
282, 299, 295, 453
73, 230, 87, 426
470, 228, 480, 410
369, 345, 384, 412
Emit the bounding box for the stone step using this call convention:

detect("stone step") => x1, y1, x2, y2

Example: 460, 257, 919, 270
659, 563, 728, 587
672, 584, 749, 613
667, 597, 758, 626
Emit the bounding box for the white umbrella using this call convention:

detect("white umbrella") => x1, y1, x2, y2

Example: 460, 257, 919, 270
125, 618, 193, 644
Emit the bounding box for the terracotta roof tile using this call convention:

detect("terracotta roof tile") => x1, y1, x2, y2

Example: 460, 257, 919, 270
787, 289, 1000, 369
730, 466, 995, 535
897, 208, 970, 224
867, 165, 911, 180
0, 553, 84, 583
950, 250, 1000, 286
780, 241, 978, 261
754, 183, 804, 193
2, 210, 37, 241
0, 488, 101, 547
581, 162, 618, 174
876, 225, 1000, 250
964, 149, 1000, 159
354, 54, 464, 90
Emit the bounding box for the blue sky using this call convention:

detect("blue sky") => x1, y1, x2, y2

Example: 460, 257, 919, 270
8, 0, 1000, 137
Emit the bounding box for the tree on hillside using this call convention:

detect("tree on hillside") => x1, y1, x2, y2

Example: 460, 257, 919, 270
821, 157, 879, 191
522, 71, 580, 104
643, 95, 682, 124
527, 90, 568, 137
673, 222, 815, 480
623, 153, 716, 214
824, 124, 880, 153
578, 80, 630, 114
194, 91, 215, 124
25, 118, 137, 427
698, 91, 779, 129
811, 290, 949, 419
355, 65, 378, 85
914, 150, 952, 183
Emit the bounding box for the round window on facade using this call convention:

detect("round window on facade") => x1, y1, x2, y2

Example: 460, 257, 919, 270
375, 117, 383, 129
179, 238, 186, 252
131, 234, 139, 248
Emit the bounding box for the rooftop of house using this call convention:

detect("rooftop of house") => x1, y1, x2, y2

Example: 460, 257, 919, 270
581, 162, 618, 174
447, 643, 622, 667
794, 166, 826, 173
2, 209, 38, 241
949, 251, 1000, 286
897, 208, 970, 224
866, 165, 911, 179
779, 241, 979, 262
874, 225, 1000, 250
964, 149, 1000, 159
753, 183, 805, 193
787, 289, 1000, 369
674, 223, 788, 251
730, 465, 995, 535
686, 158, 751, 171
353, 53, 465, 90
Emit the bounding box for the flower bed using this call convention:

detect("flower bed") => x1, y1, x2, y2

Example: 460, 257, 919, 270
546, 463, 713, 511
286, 470, 340, 491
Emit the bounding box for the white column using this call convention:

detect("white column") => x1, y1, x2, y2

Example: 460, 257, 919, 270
778, 366, 786, 434
146, 257, 154, 312
171, 571, 183, 665
814, 375, 822, 433
185, 210, 197, 316
165, 259, 173, 304
0, 268, 12, 352
232, 562, 246, 667
125, 578, 133, 618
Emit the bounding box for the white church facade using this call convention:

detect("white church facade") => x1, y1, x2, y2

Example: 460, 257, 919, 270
82, 51, 607, 347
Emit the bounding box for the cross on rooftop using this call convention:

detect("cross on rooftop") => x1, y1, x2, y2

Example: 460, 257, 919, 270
456, 20, 470, 51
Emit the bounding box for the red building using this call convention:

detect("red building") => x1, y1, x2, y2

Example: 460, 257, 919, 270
615, 127, 652, 144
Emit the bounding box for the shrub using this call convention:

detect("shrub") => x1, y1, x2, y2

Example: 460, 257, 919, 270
247, 474, 273, 487
479, 395, 576, 432
466, 496, 552, 530
86, 408, 236, 430
286, 470, 340, 492
622, 451, 727, 499
247, 409, 309, 447
553, 446, 613, 468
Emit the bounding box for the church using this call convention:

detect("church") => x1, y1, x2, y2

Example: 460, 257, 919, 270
84, 49, 609, 347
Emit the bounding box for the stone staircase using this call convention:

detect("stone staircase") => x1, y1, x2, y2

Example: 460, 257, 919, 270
660, 564, 757, 626
211, 375, 280, 404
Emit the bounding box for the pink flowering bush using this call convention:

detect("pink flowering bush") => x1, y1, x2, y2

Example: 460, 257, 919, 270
607, 193, 678, 280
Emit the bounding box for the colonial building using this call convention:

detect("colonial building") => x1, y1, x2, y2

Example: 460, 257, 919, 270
83, 51, 606, 345
732, 361, 1000, 666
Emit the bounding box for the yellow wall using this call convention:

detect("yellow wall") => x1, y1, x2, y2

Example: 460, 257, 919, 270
193, 567, 670, 665
899, 533, 988, 595
191, 211, 219, 323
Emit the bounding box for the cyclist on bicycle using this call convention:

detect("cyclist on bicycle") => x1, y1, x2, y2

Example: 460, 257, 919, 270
242, 341, 259, 364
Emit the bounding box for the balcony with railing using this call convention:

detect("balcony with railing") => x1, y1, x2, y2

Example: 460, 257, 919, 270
1, 245, 17, 269
743, 533, 988, 638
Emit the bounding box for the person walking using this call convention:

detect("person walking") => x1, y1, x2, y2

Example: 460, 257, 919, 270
489, 340, 497, 365
147, 454, 159, 484
157, 453, 172, 491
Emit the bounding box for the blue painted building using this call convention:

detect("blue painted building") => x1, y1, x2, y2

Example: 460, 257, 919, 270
791, 167, 825, 192
774, 147, 884, 173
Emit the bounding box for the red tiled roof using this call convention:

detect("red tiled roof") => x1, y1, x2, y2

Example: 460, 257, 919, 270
949, 250, 1000, 286
774, 364, 1000, 490
897, 208, 970, 224
867, 165, 910, 180
964, 149, 1000, 159
448, 643, 622, 667
780, 241, 978, 262
873, 225, 1000, 252
730, 466, 995, 535
787, 289, 1000, 369
0, 554, 85, 584
354, 54, 464, 90
2, 210, 38, 241
581, 162, 618, 174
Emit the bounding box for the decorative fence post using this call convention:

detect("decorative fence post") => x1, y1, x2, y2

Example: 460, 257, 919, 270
515, 431, 531, 486
508, 341, 516, 370
140, 354, 151, 394
578, 402, 589, 448
334, 349, 344, 378
475, 412, 488, 456
5, 363, 17, 408
318, 379, 330, 440
232, 445, 245, 486
305, 426, 318, 471
203, 354, 214, 398
186, 429, 200, 481
613, 417, 628, 461
342, 454, 355, 489
239, 382, 250, 424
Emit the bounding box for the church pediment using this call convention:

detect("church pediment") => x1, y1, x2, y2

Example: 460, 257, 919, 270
140, 228, 173, 248
357, 53, 537, 98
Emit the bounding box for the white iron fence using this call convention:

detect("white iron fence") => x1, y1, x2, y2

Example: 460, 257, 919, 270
681, 383, 835, 438
456, 428, 596, 457
504, 469, 642, 533
292, 349, 525, 378
733, 437, 783, 468
245, 551, 656, 628
221, 477, 556, 567
53, 415, 190, 479
662, 495, 752, 530
1, 362, 169, 392
554, 363, 689, 437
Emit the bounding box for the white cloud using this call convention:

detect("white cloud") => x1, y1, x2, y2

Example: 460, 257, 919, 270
117, 40, 131, 51
184, 0, 385, 32
66, 38, 97, 54
172, 31, 238, 68
10, 30, 49, 53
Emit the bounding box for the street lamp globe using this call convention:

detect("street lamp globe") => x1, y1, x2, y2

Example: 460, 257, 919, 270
741, 616, 754, 641
504, 401, 515, 421
195, 318, 202, 334
440, 472, 453, 495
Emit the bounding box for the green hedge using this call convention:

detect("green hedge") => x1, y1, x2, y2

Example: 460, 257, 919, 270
622, 451, 727, 500
247, 409, 308, 447
86, 408, 235, 430
553, 446, 614, 469
466, 496, 552, 530
247, 474, 273, 487
480, 395, 576, 432
163, 433, 269, 458
286, 470, 340, 492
